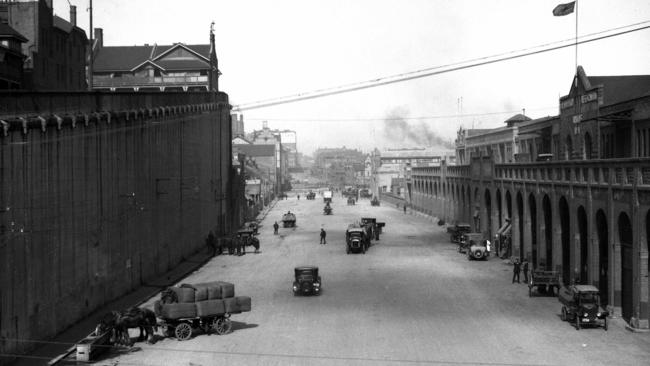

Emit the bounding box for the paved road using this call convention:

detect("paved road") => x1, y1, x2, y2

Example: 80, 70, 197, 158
96, 193, 650, 366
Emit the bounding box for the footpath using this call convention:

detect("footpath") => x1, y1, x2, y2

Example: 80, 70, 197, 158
11, 200, 278, 366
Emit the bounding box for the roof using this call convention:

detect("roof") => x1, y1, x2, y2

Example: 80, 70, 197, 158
52, 16, 86, 37
587, 75, 650, 106
0, 24, 28, 42
504, 113, 532, 125
93, 43, 211, 72
233, 144, 275, 157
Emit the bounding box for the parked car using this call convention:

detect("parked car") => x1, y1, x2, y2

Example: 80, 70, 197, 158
466, 237, 489, 260
558, 285, 608, 330
293, 266, 322, 296
447, 223, 472, 243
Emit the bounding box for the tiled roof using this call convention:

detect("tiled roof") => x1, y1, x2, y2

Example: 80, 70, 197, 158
94, 43, 211, 72
233, 144, 275, 157
588, 75, 650, 106
504, 113, 531, 124
0, 23, 28, 42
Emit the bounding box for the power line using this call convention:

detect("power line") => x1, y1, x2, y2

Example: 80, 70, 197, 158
232, 22, 650, 111
244, 106, 558, 122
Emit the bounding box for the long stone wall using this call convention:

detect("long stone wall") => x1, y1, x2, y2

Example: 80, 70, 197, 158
0, 91, 234, 361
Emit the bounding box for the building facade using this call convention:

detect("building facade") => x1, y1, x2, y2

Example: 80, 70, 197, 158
408, 67, 650, 330
91, 27, 219, 92
0, 23, 27, 88
0, 0, 87, 90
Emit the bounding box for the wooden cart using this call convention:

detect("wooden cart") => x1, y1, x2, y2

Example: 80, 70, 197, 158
528, 270, 560, 297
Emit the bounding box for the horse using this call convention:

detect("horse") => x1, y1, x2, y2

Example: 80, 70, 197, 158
95, 307, 157, 346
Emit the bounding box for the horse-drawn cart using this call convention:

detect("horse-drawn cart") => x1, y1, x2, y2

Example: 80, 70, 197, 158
155, 282, 251, 341
528, 270, 560, 297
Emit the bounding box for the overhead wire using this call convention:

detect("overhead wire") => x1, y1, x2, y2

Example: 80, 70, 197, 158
232, 22, 650, 111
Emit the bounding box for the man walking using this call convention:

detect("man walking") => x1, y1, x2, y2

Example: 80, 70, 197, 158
273, 221, 279, 235
320, 228, 327, 244
403, 204, 407, 214
522, 259, 530, 283
206, 231, 217, 257
512, 258, 521, 283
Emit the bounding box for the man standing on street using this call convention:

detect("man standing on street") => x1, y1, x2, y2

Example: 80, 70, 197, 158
206, 231, 217, 257
320, 228, 327, 244
273, 221, 279, 235
403, 204, 407, 214
512, 258, 521, 283
522, 259, 530, 283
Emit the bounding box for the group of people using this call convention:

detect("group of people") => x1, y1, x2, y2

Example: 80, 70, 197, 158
512, 258, 530, 283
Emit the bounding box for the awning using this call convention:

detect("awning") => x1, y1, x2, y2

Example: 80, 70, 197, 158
497, 222, 511, 236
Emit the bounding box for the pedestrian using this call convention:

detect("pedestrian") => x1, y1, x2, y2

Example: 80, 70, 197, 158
320, 228, 327, 244
523, 259, 529, 283
486, 239, 491, 254
273, 221, 279, 235
297, 194, 300, 200
403, 204, 407, 214
206, 231, 217, 257
512, 258, 521, 283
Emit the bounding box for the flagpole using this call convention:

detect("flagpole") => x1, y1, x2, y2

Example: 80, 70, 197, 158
574, 0, 578, 84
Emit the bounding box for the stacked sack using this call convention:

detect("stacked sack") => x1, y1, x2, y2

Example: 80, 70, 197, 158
155, 281, 252, 319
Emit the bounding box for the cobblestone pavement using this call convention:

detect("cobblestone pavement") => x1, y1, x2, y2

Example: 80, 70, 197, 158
92, 192, 650, 366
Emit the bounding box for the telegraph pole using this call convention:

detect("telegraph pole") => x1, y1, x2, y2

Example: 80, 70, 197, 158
88, 0, 93, 90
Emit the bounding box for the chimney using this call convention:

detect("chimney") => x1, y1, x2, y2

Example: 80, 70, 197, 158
70, 5, 77, 26
94, 28, 103, 48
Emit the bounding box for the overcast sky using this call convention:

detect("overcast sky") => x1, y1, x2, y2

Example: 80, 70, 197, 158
55, 0, 650, 155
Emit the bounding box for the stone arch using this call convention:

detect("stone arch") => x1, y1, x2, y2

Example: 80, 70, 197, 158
596, 209, 609, 306
543, 194, 553, 270
484, 189, 492, 239
577, 206, 588, 284
618, 212, 633, 322
584, 132, 593, 160
529, 193, 537, 267
505, 190, 512, 221
559, 196, 571, 284
517, 192, 524, 261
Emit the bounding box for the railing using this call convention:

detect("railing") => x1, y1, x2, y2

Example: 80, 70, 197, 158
0, 90, 229, 119
93, 75, 209, 88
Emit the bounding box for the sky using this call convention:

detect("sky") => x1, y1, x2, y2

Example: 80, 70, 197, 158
54, 0, 650, 155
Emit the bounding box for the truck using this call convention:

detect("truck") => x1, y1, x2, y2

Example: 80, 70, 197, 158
323, 190, 333, 203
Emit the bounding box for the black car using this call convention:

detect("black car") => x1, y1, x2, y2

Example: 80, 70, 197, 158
293, 266, 322, 296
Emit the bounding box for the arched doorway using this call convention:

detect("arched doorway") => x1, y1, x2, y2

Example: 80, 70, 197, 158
461, 185, 466, 221
543, 195, 553, 270
559, 197, 571, 285
473, 187, 480, 232
496, 189, 503, 228
596, 209, 609, 306
618, 212, 633, 322
517, 192, 524, 261
529, 194, 537, 268
577, 206, 588, 284
506, 191, 512, 220
505, 191, 513, 257
485, 189, 492, 239
584, 132, 593, 160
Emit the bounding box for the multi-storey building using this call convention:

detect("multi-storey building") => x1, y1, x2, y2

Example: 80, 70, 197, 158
0, 0, 87, 90
312, 147, 366, 187
91, 27, 219, 92
408, 66, 650, 330
0, 23, 27, 89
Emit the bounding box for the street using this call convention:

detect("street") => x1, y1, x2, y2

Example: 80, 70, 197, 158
97, 193, 650, 366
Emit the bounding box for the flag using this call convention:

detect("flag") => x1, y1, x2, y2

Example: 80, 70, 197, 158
553, 2, 575, 16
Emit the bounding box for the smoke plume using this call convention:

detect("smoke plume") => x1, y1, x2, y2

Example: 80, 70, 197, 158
382, 107, 453, 149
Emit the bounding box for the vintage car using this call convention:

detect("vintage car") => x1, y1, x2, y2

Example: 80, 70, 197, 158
359, 188, 372, 198
559, 285, 608, 330
306, 191, 316, 200
360, 217, 380, 240
282, 212, 296, 227
347, 197, 355, 205
346, 226, 368, 254
466, 237, 489, 260
370, 197, 380, 206
293, 266, 322, 296
447, 223, 472, 243
236, 229, 260, 254
323, 205, 333, 215
243, 221, 258, 235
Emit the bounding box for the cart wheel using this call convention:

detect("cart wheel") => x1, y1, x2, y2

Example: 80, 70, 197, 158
575, 317, 581, 330
212, 317, 232, 335
175, 322, 192, 341
603, 317, 608, 331
561, 307, 567, 321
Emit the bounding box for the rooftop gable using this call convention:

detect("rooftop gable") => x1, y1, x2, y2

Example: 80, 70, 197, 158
93, 43, 211, 73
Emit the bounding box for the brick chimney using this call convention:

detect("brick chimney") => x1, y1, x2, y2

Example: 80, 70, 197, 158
70, 5, 77, 26
94, 28, 103, 49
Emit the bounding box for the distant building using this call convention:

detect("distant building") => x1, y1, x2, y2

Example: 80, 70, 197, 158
0, 23, 27, 89
231, 113, 245, 138
312, 147, 366, 186
91, 27, 219, 92
0, 0, 88, 90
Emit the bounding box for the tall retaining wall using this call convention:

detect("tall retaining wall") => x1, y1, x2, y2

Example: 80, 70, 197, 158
0, 91, 234, 362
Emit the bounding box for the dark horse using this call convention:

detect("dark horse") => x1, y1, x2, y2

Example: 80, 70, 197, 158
95, 307, 157, 346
